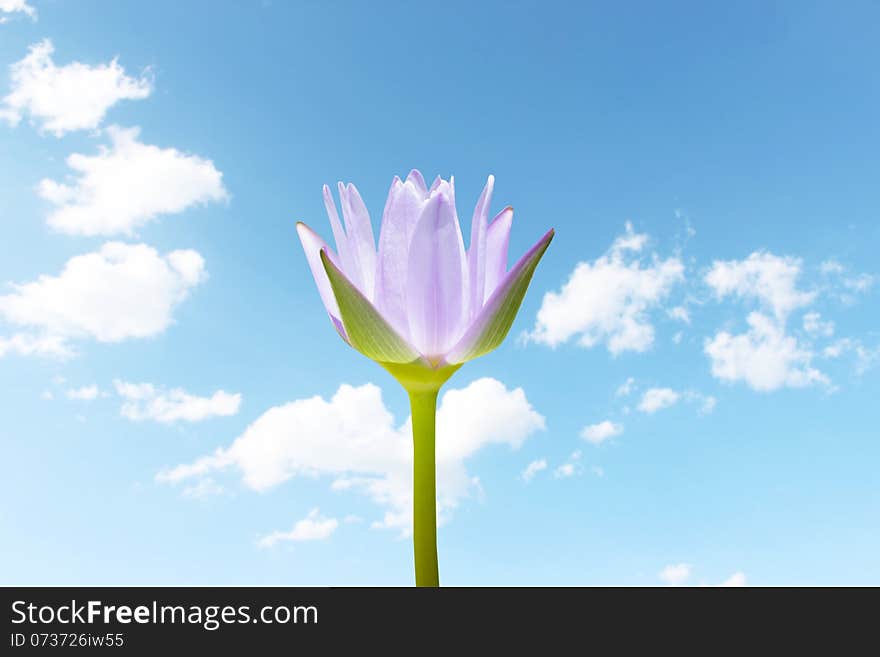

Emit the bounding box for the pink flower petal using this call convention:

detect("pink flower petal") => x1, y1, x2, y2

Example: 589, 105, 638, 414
406, 182, 469, 359
375, 175, 428, 339
467, 175, 495, 320
295, 221, 350, 343
484, 206, 513, 299
337, 182, 377, 299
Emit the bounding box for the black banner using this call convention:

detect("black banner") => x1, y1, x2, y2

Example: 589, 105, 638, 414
0, 585, 854, 651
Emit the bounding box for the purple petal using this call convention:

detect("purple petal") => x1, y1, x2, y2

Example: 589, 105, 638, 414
295, 222, 350, 343
406, 182, 469, 359
375, 176, 427, 339
484, 206, 513, 299
322, 185, 357, 287
405, 169, 428, 196
337, 182, 377, 299
467, 175, 495, 319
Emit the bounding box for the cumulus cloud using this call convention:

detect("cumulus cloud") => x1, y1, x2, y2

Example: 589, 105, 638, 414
704, 251, 831, 392
637, 387, 680, 414
0, 1, 36, 23
580, 420, 623, 445
114, 380, 241, 423
705, 252, 814, 321
521, 459, 547, 483
0, 242, 207, 357
158, 378, 545, 533
38, 125, 228, 236
659, 563, 691, 586
0, 40, 151, 135
705, 312, 828, 391
528, 222, 684, 354
257, 509, 338, 548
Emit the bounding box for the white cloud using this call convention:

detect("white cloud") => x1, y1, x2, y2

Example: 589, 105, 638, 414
704, 252, 835, 392
661, 564, 747, 587
821, 259, 875, 301
823, 338, 880, 375
0, 242, 206, 356
705, 312, 828, 391
553, 463, 576, 479
820, 260, 844, 275
659, 563, 691, 586
637, 387, 680, 414
822, 341, 846, 358
528, 222, 684, 354
0, 333, 72, 358
697, 394, 717, 415
521, 458, 547, 483
705, 252, 814, 321
802, 311, 834, 337
182, 478, 224, 499
66, 385, 99, 401
669, 390, 717, 415
615, 377, 635, 397
718, 572, 747, 587
40, 389, 53, 400
38, 125, 228, 236
114, 380, 241, 423
0, 40, 151, 135
553, 450, 583, 479
842, 273, 874, 294
580, 420, 623, 445
0, 1, 36, 22
257, 508, 338, 548
158, 378, 545, 533
668, 306, 690, 324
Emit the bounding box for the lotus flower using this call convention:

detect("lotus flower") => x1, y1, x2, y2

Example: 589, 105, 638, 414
296, 170, 553, 586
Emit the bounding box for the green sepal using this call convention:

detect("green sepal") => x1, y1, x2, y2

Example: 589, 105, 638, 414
320, 249, 422, 364
445, 229, 554, 364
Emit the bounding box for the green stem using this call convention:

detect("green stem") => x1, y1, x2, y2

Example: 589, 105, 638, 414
409, 388, 439, 587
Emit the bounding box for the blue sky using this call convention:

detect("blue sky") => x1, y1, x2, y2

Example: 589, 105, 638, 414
1, 0, 878, 586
